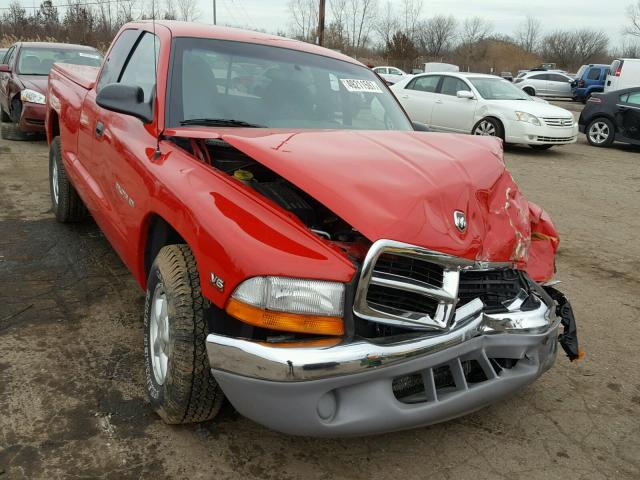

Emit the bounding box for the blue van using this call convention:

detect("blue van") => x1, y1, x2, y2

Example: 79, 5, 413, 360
572, 64, 609, 102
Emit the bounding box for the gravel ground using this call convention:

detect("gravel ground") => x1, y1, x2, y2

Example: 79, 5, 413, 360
1, 110, 639, 479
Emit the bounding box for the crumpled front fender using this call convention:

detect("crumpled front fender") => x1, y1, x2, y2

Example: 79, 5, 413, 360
526, 201, 560, 282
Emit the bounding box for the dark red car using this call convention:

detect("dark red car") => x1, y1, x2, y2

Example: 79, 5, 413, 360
0, 42, 102, 139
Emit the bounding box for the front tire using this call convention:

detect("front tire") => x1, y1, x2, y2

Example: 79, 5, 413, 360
586, 118, 614, 147
472, 117, 504, 139
144, 244, 224, 424
49, 136, 87, 222
0, 121, 28, 141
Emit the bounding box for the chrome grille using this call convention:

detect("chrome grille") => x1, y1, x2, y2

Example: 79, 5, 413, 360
353, 240, 515, 331
542, 117, 574, 127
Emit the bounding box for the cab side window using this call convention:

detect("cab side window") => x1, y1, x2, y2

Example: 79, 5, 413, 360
118, 33, 160, 102
6, 46, 17, 69
97, 29, 140, 92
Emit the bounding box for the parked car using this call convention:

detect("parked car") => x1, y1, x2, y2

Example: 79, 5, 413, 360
605, 58, 640, 92
372, 66, 407, 84
572, 64, 609, 102
391, 72, 577, 150
579, 88, 640, 147
0, 42, 102, 140
47, 21, 579, 437
514, 70, 574, 98
500, 71, 513, 82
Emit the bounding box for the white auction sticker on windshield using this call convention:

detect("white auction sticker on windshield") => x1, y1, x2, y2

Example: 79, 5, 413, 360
340, 79, 383, 93
78, 52, 101, 59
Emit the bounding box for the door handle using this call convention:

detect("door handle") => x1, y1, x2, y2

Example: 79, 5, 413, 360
95, 121, 104, 137
400, 94, 409, 99
435, 100, 443, 104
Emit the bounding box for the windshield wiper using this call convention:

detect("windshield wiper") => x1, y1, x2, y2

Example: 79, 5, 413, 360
180, 118, 265, 128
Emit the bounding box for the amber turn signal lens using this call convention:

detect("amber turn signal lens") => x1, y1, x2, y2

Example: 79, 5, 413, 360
226, 298, 344, 336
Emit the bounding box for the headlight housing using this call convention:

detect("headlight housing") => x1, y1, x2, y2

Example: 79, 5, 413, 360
515, 111, 541, 126
21, 89, 46, 105
226, 276, 345, 336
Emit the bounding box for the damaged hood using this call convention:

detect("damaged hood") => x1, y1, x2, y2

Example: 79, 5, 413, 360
219, 130, 533, 265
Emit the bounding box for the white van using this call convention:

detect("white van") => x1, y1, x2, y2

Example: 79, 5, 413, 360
605, 58, 640, 92
423, 62, 459, 73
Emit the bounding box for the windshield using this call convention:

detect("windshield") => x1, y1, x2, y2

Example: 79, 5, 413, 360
17, 47, 102, 75
167, 38, 413, 130
468, 77, 529, 100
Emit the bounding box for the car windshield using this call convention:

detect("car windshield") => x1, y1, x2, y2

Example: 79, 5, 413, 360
167, 38, 413, 130
468, 77, 529, 100
17, 47, 102, 75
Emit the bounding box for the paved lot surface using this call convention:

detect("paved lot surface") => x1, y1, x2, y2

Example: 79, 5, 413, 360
1, 113, 639, 479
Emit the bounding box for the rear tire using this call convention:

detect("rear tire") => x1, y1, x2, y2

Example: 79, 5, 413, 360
523, 87, 535, 96
586, 118, 614, 147
144, 244, 224, 424
49, 136, 87, 222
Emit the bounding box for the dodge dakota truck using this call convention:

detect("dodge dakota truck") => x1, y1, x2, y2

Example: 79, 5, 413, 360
46, 21, 580, 437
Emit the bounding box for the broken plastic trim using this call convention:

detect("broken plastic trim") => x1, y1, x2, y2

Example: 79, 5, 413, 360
543, 286, 583, 362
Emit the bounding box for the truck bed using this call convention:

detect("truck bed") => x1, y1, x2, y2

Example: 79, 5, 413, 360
51, 63, 99, 90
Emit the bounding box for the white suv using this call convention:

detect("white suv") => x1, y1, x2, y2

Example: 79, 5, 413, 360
514, 71, 574, 98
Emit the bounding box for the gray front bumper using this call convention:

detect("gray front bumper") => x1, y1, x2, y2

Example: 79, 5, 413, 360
206, 301, 560, 437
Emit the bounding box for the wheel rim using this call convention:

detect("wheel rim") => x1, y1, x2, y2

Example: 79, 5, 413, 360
51, 161, 59, 205
150, 285, 170, 385
474, 120, 496, 136
588, 121, 610, 144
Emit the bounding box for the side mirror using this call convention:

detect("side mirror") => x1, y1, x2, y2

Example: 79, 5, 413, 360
457, 90, 475, 99
412, 121, 430, 132
96, 83, 153, 123
0, 64, 10, 73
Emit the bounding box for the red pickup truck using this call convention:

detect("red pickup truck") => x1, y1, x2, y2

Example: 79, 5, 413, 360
46, 21, 579, 437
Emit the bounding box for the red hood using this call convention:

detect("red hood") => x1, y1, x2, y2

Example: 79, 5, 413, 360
217, 130, 535, 265
19, 75, 48, 94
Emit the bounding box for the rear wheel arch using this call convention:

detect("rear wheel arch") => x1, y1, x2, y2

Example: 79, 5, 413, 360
523, 86, 535, 96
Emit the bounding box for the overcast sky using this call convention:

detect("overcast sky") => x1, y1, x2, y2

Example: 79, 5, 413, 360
0, 0, 632, 46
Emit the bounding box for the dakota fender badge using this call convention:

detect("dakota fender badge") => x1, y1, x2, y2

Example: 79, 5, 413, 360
454, 210, 467, 233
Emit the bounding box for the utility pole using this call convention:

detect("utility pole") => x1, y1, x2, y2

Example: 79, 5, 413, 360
213, 0, 217, 25
317, 0, 326, 46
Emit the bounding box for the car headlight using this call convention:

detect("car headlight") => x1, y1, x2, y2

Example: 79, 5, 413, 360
226, 276, 345, 335
21, 89, 46, 105
515, 111, 541, 126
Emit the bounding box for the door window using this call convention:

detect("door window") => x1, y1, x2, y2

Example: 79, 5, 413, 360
374, 67, 387, 74
388, 68, 402, 75
587, 68, 601, 80
440, 77, 470, 96
407, 75, 440, 92
620, 91, 640, 105
97, 29, 140, 92
529, 74, 548, 81
548, 74, 569, 83
6, 46, 17, 69
118, 33, 160, 102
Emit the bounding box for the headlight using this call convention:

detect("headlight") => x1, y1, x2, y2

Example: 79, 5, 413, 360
226, 276, 345, 336
21, 89, 46, 105
515, 111, 541, 126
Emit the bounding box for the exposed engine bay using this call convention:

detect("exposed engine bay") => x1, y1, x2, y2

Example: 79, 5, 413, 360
170, 136, 371, 262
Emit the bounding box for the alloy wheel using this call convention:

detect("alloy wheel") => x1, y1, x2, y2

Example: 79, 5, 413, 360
149, 284, 170, 385
474, 120, 496, 136
51, 161, 59, 206
588, 121, 610, 144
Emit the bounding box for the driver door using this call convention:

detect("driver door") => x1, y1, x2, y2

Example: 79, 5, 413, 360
617, 90, 640, 141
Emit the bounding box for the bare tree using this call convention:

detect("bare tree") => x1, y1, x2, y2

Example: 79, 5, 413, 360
400, 0, 423, 41
346, 0, 378, 53
288, 0, 318, 42
541, 29, 608, 70
418, 14, 457, 59
176, 0, 199, 22
626, 1, 640, 37
460, 16, 493, 47
375, 1, 399, 48
162, 0, 177, 20
514, 15, 542, 53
